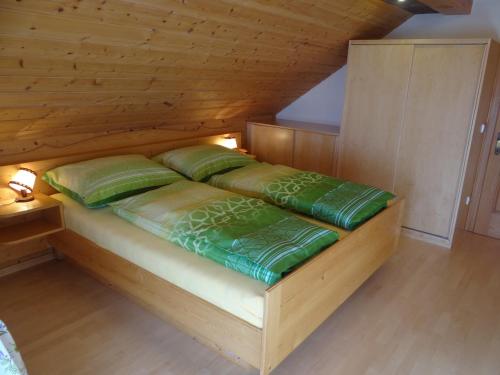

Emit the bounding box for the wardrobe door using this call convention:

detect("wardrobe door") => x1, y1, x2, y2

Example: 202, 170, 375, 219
473, 108, 500, 239
339, 44, 413, 191
293, 131, 336, 176
394, 45, 485, 238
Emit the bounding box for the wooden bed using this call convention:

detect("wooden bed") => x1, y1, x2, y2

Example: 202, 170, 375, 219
2, 132, 404, 375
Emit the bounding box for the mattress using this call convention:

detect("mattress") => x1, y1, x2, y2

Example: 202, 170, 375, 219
52, 193, 267, 328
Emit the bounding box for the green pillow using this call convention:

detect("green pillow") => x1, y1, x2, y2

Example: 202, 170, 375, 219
43, 154, 185, 208
154, 144, 256, 182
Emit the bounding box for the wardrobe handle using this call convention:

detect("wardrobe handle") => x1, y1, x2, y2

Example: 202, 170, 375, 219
496, 133, 500, 155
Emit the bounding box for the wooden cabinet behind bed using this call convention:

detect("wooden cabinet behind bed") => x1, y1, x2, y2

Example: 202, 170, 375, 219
247, 120, 340, 176
339, 39, 500, 247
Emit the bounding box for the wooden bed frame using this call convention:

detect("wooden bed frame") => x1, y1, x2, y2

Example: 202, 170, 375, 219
2, 132, 404, 374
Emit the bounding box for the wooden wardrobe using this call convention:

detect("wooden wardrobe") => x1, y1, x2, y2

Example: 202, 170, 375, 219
339, 39, 499, 247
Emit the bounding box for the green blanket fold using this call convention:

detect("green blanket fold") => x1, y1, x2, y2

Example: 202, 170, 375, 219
209, 163, 395, 230
110, 181, 338, 284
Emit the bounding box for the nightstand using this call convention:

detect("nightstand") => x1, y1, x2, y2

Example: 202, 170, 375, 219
0, 194, 65, 246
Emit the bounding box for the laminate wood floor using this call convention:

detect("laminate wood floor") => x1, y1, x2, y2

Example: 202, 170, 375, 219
1, 231, 499, 375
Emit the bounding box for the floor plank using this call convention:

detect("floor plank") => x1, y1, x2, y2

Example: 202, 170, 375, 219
1, 231, 499, 375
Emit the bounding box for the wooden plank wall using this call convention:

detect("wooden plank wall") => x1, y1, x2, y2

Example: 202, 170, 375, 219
0, 0, 411, 165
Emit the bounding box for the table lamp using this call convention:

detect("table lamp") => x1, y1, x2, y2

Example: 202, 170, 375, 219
221, 136, 248, 154
8, 167, 37, 202
221, 136, 238, 150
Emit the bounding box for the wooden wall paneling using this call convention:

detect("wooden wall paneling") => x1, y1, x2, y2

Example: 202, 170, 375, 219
394, 44, 485, 239
0, 120, 248, 166
249, 124, 294, 166
338, 43, 414, 191
293, 130, 336, 176
0, 109, 271, 141
7, 0, 406, 50
0, 36, 336, 76
0, 77, 320, 96
0, 1, 386, 59
0, 0, 411, 165
0, 58, 329, 84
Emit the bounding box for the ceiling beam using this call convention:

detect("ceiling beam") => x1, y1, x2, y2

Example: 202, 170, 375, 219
418, 0, 473, 15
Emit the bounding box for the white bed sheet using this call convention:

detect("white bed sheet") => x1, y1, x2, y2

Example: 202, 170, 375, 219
52, 193, 267, 328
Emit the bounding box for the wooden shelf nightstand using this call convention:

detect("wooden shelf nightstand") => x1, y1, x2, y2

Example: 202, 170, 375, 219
0, 194, 64, 246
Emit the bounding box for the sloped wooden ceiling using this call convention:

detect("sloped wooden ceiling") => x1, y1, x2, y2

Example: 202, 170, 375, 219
419, 0, 472, 14
0, 0, 412, 164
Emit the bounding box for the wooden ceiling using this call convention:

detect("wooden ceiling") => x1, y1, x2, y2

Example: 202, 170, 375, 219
0, 0, 416, 163
383, 0, 437, 14
385, 0, 473, 15
419, 0, 473, 15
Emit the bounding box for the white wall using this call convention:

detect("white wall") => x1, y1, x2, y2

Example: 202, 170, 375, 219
276, 0, 500, 127
276, 66, 347, 126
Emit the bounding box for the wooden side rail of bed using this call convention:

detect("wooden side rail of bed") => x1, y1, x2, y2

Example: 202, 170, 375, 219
48, 197, 404, 375
48, 228, 263, 369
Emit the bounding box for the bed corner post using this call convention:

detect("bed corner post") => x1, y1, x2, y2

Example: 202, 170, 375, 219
260, 285, 283, 375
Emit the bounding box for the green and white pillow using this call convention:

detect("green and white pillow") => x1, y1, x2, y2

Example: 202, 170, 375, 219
154, 144, 255, 182
43, 154, 185, 208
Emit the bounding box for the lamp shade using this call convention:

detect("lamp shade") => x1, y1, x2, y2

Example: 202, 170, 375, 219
9, 168, 37, 193
221, 136, 238, 149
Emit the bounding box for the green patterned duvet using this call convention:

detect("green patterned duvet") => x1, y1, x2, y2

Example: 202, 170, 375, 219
110, 181, 338, 284
209, 163, 395, 231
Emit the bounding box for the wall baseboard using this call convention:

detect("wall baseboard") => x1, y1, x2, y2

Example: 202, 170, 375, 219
401, 227, 451, 248
0, 252, 55, 278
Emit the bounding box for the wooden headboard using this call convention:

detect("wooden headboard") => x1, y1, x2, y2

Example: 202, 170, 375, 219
0, 132, 241, 195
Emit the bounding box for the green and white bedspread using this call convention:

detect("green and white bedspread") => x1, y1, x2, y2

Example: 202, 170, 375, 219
110, 181, 338, 284
209, 163, 395, 231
